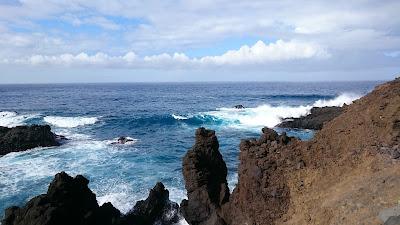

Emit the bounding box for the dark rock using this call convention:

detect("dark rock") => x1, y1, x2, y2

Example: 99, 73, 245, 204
0, 125, 60, 156
123, 182, 180, 225
111, 136, 135, 145
2, 172, 121, 225
385, 216, 400, 225
277, 106, 343, 130
233, 105, 245, 109
2, 172, 181, 225
180, 127, 229, 225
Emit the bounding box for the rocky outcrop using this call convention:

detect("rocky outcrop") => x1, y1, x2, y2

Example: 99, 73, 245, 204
2, 172, 180, 225
0, 125, 60, 156
225, 128, 298, 225
277, 106, 343, 130
180, 128, 230, 225
123, 182, 180, 225
182, 78, 400, 225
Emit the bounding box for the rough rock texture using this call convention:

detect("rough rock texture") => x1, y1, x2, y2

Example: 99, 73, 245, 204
183, 78, 400, 225
0, 125, 60, 156
277, 106, 344, 130
225, 128, 298, 225
123, 182, 180, 225
181, 127, 230, 225
2, 172, 180, 225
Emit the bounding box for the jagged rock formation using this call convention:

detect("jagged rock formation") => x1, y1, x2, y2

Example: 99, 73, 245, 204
2, 172, 180, 225
182, 78, 400, 225
180, 128, 230, 225
122, 182, 180, 225
277, 106, 343, 130
0, 125, 60, 156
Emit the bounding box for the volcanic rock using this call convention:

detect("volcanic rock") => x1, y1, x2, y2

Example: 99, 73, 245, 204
2, 172, 120, 225
182, 78, 400, 225
2, 172, 180, 225
277, 106, 343, 130
0, 125, 60, 156
180, 127, 230, 225
122, 182, 180, 225
233, 105, 245, 109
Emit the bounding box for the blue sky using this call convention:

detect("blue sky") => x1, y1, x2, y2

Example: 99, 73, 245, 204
0, 0, 399, 83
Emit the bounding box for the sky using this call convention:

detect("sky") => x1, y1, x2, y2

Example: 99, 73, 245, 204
0, 0, 399, 83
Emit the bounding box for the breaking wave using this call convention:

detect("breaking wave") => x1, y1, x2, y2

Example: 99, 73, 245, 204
44, 116, 98, 128
172, 93, 361, 129
0, 111, 40, 127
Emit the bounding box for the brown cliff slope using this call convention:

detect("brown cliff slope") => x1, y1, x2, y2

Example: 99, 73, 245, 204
224, 78, 400, 225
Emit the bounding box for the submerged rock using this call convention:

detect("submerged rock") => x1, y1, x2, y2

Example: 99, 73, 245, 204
277, 106, 343, 130
2, 172, 180, 225
0, 125, 60, 156
181, 127, 230, 225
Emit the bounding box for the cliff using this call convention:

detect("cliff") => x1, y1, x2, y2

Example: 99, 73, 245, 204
182, 78, 400, 225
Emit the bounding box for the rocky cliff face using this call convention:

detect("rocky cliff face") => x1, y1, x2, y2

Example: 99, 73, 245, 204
0, 125, 60, 156
182, 78, 400, 225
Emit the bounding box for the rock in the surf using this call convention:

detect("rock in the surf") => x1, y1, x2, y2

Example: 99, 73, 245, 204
2, 172, 181, 225
0, 125, 60, 156
277, 106, 343, 130
233, 105, 245, 109
111, 136, 135, 145
122, 182, 180, 225
2, 172, 121, 225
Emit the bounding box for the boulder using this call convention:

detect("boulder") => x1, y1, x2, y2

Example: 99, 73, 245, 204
180, 127, 230, 225
122, 182, 180, 225
0, 125, 60, 156
2, 172, 121, 225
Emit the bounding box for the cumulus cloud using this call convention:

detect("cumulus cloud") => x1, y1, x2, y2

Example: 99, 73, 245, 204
3, 40, 329, 69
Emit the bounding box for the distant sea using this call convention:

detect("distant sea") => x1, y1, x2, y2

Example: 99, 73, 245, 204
0, 81, 382, 215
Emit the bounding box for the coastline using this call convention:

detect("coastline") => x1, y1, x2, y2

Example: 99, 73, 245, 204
2, 78, 400, 224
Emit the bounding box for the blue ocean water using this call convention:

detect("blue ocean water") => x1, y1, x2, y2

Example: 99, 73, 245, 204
0, 81, 382, 217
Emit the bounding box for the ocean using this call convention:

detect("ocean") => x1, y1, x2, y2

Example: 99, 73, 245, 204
0, 81, 382, 216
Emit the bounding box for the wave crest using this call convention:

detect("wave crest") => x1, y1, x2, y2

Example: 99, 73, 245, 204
172, 93, 361, 129
44, 116, 98, 128
0, 111, 39, 128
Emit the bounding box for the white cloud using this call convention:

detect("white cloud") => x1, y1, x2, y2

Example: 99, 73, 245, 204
199, 40, 329, 65
3, 40, 329, 69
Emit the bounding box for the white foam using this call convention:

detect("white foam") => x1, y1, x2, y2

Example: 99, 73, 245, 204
44, 116, 98, 128
195, 93, 361, 129
0, 111, 39, 127
313, 93, 361, 107
172, 114, 188, 120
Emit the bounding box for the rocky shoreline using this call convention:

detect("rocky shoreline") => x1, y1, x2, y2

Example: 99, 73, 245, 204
277, 106, 344, 130
2, 78, 400, 225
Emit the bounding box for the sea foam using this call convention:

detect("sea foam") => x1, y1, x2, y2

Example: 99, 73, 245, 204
44, 116, 98, 128
0, 111, 39, 127
172, 93, 361, 129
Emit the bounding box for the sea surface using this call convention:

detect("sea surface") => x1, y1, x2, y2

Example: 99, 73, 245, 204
0, 81, 382, 218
